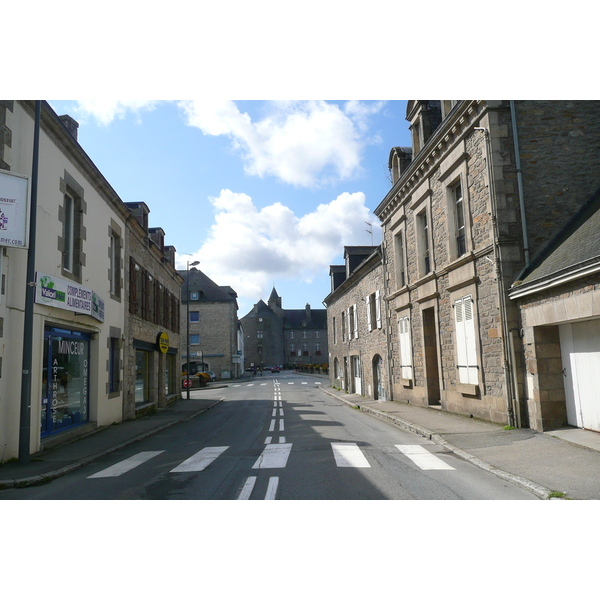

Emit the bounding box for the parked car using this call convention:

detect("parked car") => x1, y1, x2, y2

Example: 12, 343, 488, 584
271, 367, 280, 374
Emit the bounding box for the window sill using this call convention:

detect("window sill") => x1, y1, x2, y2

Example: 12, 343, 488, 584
400, 378, 413, 388
457, 383, 479, 397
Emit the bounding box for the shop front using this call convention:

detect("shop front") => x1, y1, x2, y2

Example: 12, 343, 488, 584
42, 326, 91, 436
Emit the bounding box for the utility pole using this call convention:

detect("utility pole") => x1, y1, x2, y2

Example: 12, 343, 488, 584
19, 100, 41, 463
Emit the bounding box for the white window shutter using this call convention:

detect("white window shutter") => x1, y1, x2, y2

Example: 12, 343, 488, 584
463, 297, 478, 385
366, 296, 372, 331
375, 290, 382, 329
455, 295, 478, 385
347, 310, 351, 340
399, 317, 413, 379
455, 298, 469, 384
353, 304, 359, 339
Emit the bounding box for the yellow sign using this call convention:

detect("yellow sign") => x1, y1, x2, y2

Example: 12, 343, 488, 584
158, 332, 169, 354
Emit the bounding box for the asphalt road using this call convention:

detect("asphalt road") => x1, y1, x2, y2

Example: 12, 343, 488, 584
0, 372, 539, 500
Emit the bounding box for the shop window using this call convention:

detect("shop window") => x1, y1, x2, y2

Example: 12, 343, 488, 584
165, 354, 176, 394
42, 327, 90, 435
135, 350, 150, 405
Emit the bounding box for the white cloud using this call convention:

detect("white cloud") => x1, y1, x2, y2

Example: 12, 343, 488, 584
177, 189, 381, 309
178, 100, 385, 187
66, 100, 160, 126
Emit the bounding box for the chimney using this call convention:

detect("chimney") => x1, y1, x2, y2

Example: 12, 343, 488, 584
59, 115, 79, 141
305, 303, 311, 320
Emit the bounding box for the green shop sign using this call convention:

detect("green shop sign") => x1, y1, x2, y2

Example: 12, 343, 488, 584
35, 272, 105, 322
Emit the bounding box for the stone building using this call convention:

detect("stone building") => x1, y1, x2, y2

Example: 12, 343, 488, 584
374, 100, 600, 430
324, 246, 389, 400
241, 288, 327, 370
509, 188, 600, 432
125, 203, 183, 419
178, 267, 241, 380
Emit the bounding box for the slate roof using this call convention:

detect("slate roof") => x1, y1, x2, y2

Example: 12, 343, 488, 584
283, 309, 327, 330
178, 268, 238, 303
511, 188, 600, 294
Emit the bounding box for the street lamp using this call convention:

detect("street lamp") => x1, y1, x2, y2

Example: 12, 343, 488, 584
186, 259, 200, 399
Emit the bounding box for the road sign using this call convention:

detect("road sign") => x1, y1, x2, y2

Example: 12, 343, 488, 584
183, 379, 192, 388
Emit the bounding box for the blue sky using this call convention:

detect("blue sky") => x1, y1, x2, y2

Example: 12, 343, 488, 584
48, 100, 411, 317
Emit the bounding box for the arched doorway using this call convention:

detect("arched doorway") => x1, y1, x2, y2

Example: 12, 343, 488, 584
373, 354, 383, 400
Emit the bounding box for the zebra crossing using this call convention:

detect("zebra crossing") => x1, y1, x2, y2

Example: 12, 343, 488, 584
86, 441, 455, 480
85, 379, 456, 499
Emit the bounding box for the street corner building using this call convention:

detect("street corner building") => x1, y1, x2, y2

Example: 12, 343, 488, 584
0, 101, 182, 462
178, 266, 242, 380
241, 287, 328, 371
324, 246, 389, 400
328, 101, 600, 433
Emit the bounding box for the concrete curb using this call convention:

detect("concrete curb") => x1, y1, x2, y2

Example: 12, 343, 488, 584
324, 389, 553, 500
0, 399, 223, 490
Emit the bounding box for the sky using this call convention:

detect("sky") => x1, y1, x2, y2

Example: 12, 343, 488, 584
47, 99, 412, 317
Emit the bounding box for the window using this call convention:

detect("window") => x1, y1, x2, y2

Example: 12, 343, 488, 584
454, 295, 478, 385
190, 311, 199, 322
135, 350, 150, 405
366, 291, 382, 331
290, 331, 295, 340
109, 337, 120, 393
394, 232, 406, 289
190, 334, 200, 345
412, 121, 421, 155
165, 354, 176, 394
417, 210, 431, 276
63, 193, 75, 273
398, 316, 413, 380
303, 331, 307, 339
315, 331, 320, 339
190, 291, 199, 301
341, 311, 346, 342
348, 304, 358, 339
315, 343, 321, 356
332, 317, 337, 344
290, 343, 296, 356
110, 231, 121, 297
257, 330, 263, 339
302, 343, 308, 356
452, 181, 466, 258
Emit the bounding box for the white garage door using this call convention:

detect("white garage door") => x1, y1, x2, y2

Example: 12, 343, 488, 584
559, 319, 600, 432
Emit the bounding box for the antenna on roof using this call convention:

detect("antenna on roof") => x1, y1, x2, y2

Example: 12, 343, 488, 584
366, 221, 373, 245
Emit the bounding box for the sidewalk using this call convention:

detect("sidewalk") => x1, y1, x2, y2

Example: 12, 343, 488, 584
0, 390, 224, 490
2, 373, 599, 499
320, 382, 600, 500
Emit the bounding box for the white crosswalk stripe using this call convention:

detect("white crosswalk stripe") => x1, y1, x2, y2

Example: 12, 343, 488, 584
170, 446, 229, 473
87, 451, 164, 478
395, 445, 455, 470
252, 443, 293, 469
331, 442, 370, 468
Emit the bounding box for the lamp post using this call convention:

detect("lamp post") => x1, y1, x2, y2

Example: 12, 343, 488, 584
186, 259, 199, 399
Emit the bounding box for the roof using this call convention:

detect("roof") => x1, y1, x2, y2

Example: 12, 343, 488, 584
283, 309, 327, 330
178, 268, 238, 303
510, 188, 600, 298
